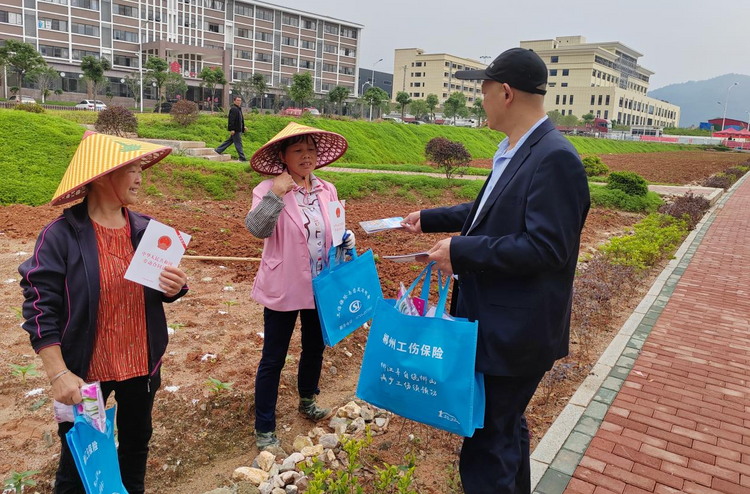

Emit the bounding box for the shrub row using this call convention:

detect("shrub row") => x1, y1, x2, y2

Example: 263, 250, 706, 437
702, 164, 749, 189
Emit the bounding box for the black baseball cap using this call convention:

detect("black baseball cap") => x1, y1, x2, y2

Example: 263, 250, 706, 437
455, 47, 548, 95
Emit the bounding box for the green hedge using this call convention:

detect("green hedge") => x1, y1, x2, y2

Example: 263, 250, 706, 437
601, 213, 688, 270
568, 136, 694, 154
589, 185, 662, 212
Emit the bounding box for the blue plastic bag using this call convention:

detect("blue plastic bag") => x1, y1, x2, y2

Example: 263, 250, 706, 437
66, 406, 129, 494
356, 263, 485, 437
313, 246, 383, 347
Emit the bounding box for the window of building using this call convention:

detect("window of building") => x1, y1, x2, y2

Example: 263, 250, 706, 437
413, 92, 419, 97
300, 60, 314, 69
113, 29, 138, 42
113, 54, 138, 66
619, 97, 623, 107
282, 36, 298, 47
256, 8, 273, 21
280, 56, 297, 66
234, 70, 250, 80
342, 47, 356, 57
71, 0, 99, 10
597, 95, 603, 105
551, 56, 558, 63
113, 3, 136, 16
235, 3, 252, 16
562, 95, 567, 105
324, 23, 339, 35
301, 40, 315, 50
236, 49, 252, 60
561, 83, 568, 87
255, 31, 272, 42
72, 49, 99, 60
341, 27, 357, 38
414, 72, 421, 77
596, 110, 601, 117
444, 72, 449, 77
414, 82, 421, 87
604, 110, 609, 119
550, 69, 558, 76
71, 22, 99, 36
561, 109, 566, 116
302, 18, 316, 30
443, 83, 448, 88
255, 52, 271, 63
605, 95, 610, 106
562, 69, 569, 76
324, 44, 338, 54
39, 17, 68, 31
322, 63, 336, 72
556, 95, 560, 105
280, 76, 291, 86
39, 44, 69, 58
415, 62, 422, 67
570, 95, 574, 104
40, 0, 68, 5
590, 95, 595, 105
443, 92, 447, 98
205, 0, 223, 10
339, 66, 354, 76
282, 14, 298, 26
548, 82, 556, 87
206, 22, 224, 33
235, 27, 251, 38
445, 61, 449, 67
592, 69, 596, 77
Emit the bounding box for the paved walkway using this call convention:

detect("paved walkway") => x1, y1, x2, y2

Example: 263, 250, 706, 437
538, 175, 750, 493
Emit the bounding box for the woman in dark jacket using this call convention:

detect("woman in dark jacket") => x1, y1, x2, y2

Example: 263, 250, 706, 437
19, 131, 188, 494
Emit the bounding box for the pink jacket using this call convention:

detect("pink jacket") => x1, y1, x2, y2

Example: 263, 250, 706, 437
250, 177, 338, 311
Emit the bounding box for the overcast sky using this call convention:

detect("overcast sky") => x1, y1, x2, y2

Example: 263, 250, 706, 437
277, 0, 750, 90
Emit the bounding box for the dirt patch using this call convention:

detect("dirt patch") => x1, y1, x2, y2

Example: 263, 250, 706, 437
0, 193, 645, 493
599, 151, 748, 185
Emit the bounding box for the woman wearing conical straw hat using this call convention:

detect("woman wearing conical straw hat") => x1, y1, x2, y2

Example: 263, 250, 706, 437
18, 131, 188, 494
245, 122, 355, 452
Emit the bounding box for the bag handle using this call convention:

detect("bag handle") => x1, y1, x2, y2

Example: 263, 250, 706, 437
396, 261, 434, 308
326, 245, 358, 268
431, 270, 452, 318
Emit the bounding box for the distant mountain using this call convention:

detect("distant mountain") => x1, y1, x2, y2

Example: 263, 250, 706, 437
649, 74, 750, 127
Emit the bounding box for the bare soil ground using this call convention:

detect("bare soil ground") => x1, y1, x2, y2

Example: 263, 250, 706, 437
0, 193, 651, 493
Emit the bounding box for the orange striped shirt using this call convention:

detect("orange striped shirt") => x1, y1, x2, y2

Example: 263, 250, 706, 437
87, 214, 149, 382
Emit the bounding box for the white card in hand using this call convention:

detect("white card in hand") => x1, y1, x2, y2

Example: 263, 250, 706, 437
328, 200, 346, 247
124, 219, 191, 292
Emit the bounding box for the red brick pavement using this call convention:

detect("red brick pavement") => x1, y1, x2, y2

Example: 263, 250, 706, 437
566, 178, 750, 494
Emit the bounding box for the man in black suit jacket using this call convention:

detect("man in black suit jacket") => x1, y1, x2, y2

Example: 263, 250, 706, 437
402, 48, 590, 493
215, 95, 248, 161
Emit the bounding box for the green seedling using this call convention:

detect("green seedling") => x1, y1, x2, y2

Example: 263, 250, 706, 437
205, 377, 233, 395
11, 307, 22, 320
3, 470, 40, 494
11, 363, 39, 384
223, 300, 238, 311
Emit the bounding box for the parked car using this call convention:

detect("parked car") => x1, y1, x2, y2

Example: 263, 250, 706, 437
10, 95, 37, 104
153, 100, 177, 113
75, 100, 107, 111
383, 116, 405, 124
280, 107, 320, 116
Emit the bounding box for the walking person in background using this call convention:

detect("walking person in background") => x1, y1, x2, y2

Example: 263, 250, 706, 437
215, 95, 248, 161
244, 122, 355, 453
19, 132, 188, 494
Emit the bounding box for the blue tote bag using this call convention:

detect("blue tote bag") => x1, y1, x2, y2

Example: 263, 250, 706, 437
356, 263, 485, 437
313, 246, 383, 347
66, 406, 129, 494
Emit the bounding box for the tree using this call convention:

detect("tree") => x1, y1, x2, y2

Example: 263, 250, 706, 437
165, 71, 187, 101
471, 98, 487, 127
546, 110, 564, 125
327, 85, 350, 115
582, 112, 595, 126
0, 40, 47, 98
362, 86, 389, 120
144, 56, 169, 112
289, 72, 314, 108
395, 91, 412, 120
443, 92, 468, 124
409, 99, 429, 121
251, 73, 268, 107
198, 66, 227, 113
425, 93, 439, 122
425, 137, 472, 180
80, 56, 112, 100
561, 113, 580, 127
123, 73, 142, 109
27, 66, 60, 103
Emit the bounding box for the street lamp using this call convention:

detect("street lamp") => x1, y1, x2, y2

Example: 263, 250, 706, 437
721, 82, 739, 131
367, 58, 383, 121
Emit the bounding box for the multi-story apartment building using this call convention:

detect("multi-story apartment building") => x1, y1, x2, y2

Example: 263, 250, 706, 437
392, 48, 484, 105
519, 36, 680, 127
0, 0, 362, 108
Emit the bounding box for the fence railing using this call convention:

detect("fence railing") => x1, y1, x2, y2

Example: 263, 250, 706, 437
0, 101, 88, 111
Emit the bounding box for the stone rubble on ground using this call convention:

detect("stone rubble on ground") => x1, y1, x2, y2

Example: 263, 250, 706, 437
204, 400, 391, 494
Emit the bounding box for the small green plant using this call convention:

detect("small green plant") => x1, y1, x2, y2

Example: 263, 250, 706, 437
12, 307, 23, 320
205, 377, 233, 395
223, 300, 238, 311
94, 105, 138, 136
170, 99, 199, 127
601, 213, 688, 270
581, 155, 609, 177
374, 451, 418, 494
3, 470, 40, 493
11, 363, 39, 384
607, 171, 648, 197
171, 322, 185, 331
